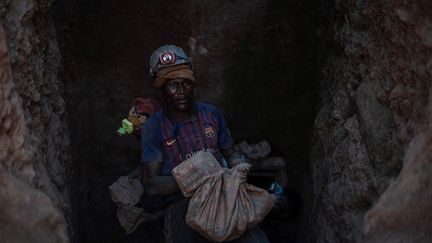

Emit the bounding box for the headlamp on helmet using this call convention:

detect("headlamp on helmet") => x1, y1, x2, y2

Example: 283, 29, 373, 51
149, 45, 193, 78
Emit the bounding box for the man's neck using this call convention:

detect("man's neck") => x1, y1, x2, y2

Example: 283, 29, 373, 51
165, 107, 194, 122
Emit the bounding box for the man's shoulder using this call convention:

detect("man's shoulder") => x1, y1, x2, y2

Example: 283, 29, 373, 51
142, 110, 163, 131
196, 102, 220, 113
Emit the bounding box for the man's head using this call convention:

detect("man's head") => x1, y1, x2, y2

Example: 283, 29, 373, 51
149, 45, 195, 113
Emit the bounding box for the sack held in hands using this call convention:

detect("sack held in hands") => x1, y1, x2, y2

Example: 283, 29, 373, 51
171, 151, 276, 242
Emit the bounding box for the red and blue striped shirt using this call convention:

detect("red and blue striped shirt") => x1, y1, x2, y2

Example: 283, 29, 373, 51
141, 102, 234, 176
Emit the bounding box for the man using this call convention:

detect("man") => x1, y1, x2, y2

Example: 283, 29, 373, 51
140, 45, 269, 243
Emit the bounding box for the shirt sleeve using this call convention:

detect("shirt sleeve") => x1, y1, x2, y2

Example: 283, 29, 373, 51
140, 119, 163, 163
215, 108, 234, 149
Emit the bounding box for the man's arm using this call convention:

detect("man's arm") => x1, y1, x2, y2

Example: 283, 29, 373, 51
221, 147, 235, 159
140, 119, 179, 196
142, 161, 179, 196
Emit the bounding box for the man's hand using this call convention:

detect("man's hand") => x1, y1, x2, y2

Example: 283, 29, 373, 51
227, 151, 250, 168
222, 147, 250, 168
127, 166, 142, 182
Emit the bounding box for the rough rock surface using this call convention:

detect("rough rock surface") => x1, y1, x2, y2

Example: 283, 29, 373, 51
0, 0, 72, 242
304, 0, 432, 242
363, 95, 432, 243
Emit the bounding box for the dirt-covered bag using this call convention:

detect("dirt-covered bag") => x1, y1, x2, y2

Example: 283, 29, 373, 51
171, 151, 276, 242
109, 176, 144, 206
171, 151, 224, 197
109, 176, 145, 233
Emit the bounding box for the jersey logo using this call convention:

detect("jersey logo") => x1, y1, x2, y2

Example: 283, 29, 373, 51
166, 138, 176, 146
204, 127, 216, 138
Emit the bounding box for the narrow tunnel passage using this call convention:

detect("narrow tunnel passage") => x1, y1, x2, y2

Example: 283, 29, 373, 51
52, 0, 318, 242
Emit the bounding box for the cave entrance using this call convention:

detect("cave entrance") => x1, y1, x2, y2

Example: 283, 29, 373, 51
51, 0, 319, 242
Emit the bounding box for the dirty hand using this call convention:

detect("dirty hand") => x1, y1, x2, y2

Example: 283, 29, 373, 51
127, 167, 141, 182
228, 151, 249, 167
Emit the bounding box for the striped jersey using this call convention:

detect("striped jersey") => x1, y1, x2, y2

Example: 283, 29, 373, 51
140, 102, 234, 176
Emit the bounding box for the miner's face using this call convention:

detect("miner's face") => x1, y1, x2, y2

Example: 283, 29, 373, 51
162, 78, 194, 112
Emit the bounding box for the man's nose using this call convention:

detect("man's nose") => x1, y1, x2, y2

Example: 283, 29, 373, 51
177, 84, 185, 94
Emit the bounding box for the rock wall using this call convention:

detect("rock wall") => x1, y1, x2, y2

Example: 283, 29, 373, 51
0, 0, 72, 242
305, 0, 432, 242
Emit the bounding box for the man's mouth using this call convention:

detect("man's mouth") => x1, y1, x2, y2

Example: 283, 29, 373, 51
176, 98, 189, 104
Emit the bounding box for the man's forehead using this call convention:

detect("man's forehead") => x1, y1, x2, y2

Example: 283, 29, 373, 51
166, 78, 193, 84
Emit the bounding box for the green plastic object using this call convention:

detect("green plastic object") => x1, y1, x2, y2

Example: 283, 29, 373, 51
117, 119, 133, 136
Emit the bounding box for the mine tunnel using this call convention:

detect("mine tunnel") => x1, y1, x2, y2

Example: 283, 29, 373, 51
53, 0, 318, 242
1, 0, 432, 243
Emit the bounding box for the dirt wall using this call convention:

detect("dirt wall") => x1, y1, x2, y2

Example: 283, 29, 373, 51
304, 0, 432, 242
0, 0, 72, 242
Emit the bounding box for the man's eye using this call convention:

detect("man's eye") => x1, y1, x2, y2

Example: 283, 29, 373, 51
183, 81, 193, 88
168, 83, 178, 90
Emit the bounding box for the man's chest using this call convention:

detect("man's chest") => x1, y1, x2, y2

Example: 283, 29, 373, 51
160, 119, 219, 152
